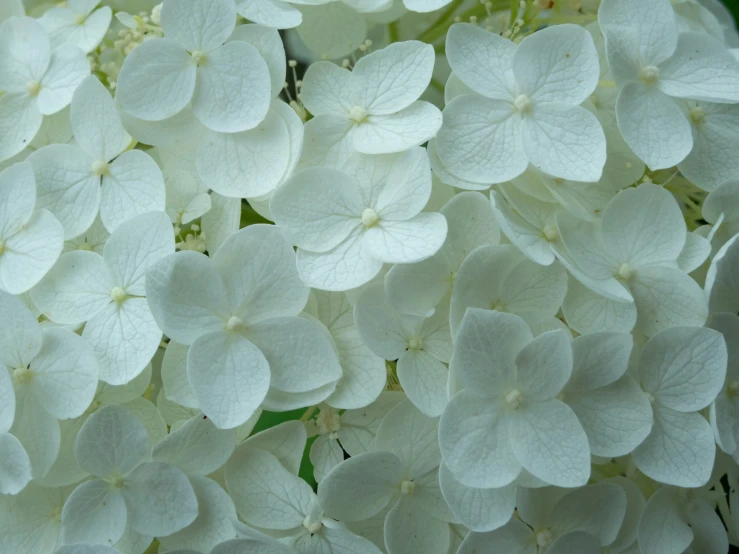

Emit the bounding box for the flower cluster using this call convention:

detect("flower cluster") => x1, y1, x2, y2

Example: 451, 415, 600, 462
1, 0, 739, 553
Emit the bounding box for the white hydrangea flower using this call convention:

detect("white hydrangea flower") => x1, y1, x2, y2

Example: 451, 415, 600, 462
0, 161, 64, 294
440, 308, 591, 488
164, 169, 211, 226
0, 17, 89, 162
271, 149, 448, 291
299, 41, 441, 168
115, 0, 272, 133
555, 184, 708, 336
630, 326, 727, 487
60, 405, 198, 545
599, 0, 739, 169
146, 224, 342, 428
706, 232, 739, 315
354, 283, 452, 416
1, 290, 99, 482
64, 217, 109, 255
317, 400, 455, 554
32, 211, 174, 385
0, 356, 30, 495
234, 0, 305, 29
708, 313, 739, 460
436, 23, 606, 184
39, 0, 113, 54
449, 244, 568, 338
384, 190, 499, 317
28, 76, 166, 237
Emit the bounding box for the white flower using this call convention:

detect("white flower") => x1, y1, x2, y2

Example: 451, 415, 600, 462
0, 290, 99, 482
32, 211, 174, 385
317, 400, 455, 554
384, 190, 499, 317
145, 224, 342, 428
115, 0, 272, 133
64, 217, 109, 255
28, 76, 166, 238
555, 183, 708, 336
708, 313, 739, 461
60, 405, 198, 545
271, 148, 448, 291
436, 23, 606, 184
440, 308, 591, 488
164, 169, 211, 226
39, 0, 112, 54
299, 41, 441, 168
0, 17, 89, 162
599, 0, 739, 169
0, 358, 30, 495
631, 326, 727, 487
706, 232, 739, 315
0, 161, 64, 294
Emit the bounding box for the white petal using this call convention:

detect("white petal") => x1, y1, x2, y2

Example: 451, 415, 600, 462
353, 41, 434, 114
522, 103, 606, 182
160, 0, 236, 53
514, 24, 599, 104
0, 433, 31, 495
601, 184, 685, 268
0, 209, 64, 294
567, 376, 653, 458
74, 404, 150, 477
562, 276, 637, 335
445, 23, 516, 100
30, 327, 98, 419
236, 0, 301, 29
509, 399, 590, 487
639, 326, 726, 412
354, 282, 418, 360
552, 479, 626, 546
83, 298, 162, 385
192, 41, 271, 133
384, 496, 450, 554
157, 475, 239, 554
0, 161, 35, 238
153, 414, 235, 475
298, 114, 354, 170
398, 349, 449, 417
37, 44, 89, 116
161, 341, 198, 409
300, 61, 354, 116
201, 192, 240, 256
115, 38, 196, 121
145, 251, 230, 345
569, 331, 633, 392
438, 463, 515, 532
457, 518, 535, 554
352, 101, 442, 155
37, 414, 87, 488
225, 447, 314, 529
514, 329, 572, 400
336, 392, 405, 455
270, 167, 363, 253
71, 75, 129, 162
296, 227, 383, 292
637, 486, 693, 554
296, 2, 366, 59
121, 461, 198, 537
196, 108, 290, 198
188, 331, 269, 430
31, 250, 112, 324
373, 147, 432, 221
0, 17, 50, 90
0, 484, 69, 553
241, 419, 307, 476
490, 191, 555, 266
0, 364, 15, 433
436, 95, 525, 184
615, 83, 692, 170
317, 451, 401, 521
363, 213, 447, 264
229, 24, 286, 98
632, 405, 715, 487
100, 150, 166, 233
630, 265, 708, 336
60, 479, 127, 545
439, 391, 520, 488
310, 435, 344, 483
40, 6, 111, 54
547, 531, 600, 554
0, 289, 42, 370
0, 93, 42, 163
28, 144, 100, 240
9, 389, 60, 479
451, 308, 532, 395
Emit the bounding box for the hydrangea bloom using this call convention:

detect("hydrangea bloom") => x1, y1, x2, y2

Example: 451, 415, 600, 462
1, 1, 738, 553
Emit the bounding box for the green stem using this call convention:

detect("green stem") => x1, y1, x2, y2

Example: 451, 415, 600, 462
417, 2, 490, 44
416, 0, 465, 43
430, 78, 444, 93
388, 21, 399, 43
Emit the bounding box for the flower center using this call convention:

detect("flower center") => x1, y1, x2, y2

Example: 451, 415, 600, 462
348, 106, 368, 124
617, 262, 634, 281
640, 65, 660, 85
91, 160, 109, 177
543, 224, 559, 242
728, 381, 739, 397
514, 94, 533, 114
78, 242, 91, 251
400, 480, 416, 495
536, 529, 554, 548
316, 407, 341, 435
226, 316, 245, 332
111, 476, 126, 488
689, 106, 705, 126
110, 286, 127, 303
50, 504, 63, 522
25, 80, 41, 96
505, 388, 523, 411
191, 50, 207, 66
408, 336, 423, 350
361, 208, 379, 227
13, 367, 33, 385
302, 514, 323, 534
0, 240, 5, 256
645, 392, 656, 404
74, 13, 87, 25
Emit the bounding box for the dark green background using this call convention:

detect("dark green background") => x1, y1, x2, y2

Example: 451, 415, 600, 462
724, 0, 739, 25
